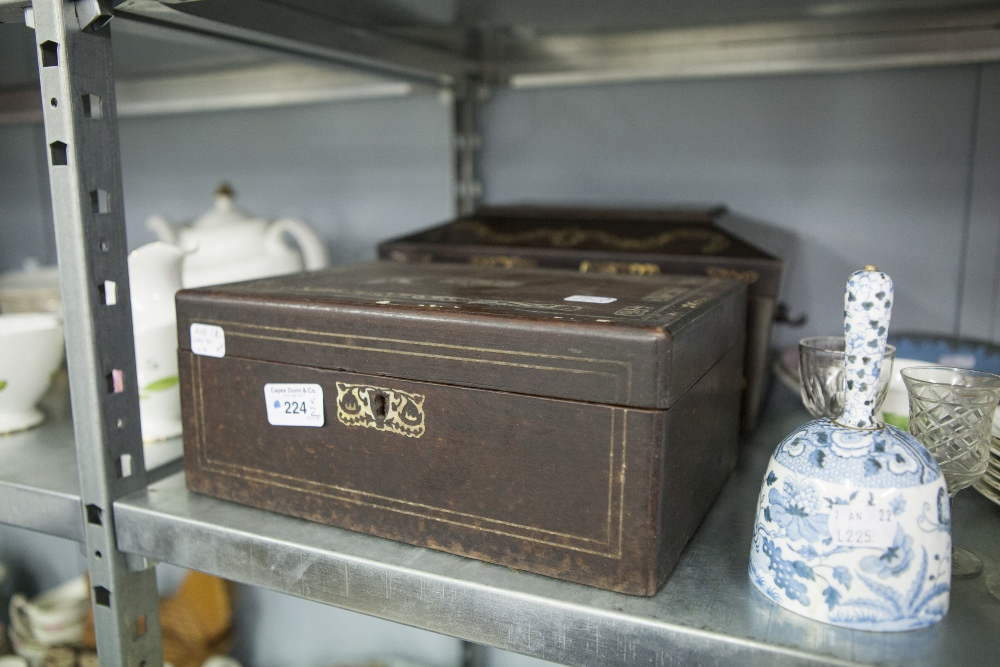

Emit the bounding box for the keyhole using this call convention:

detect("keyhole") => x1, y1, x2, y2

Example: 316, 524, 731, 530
373, 393, 387, 419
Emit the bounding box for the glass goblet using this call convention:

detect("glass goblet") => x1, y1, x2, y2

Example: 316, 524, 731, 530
901, 366, 1000, 578
798, 336, 896, 420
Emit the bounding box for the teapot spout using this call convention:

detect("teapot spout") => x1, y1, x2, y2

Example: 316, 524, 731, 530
146, 215, 178, 244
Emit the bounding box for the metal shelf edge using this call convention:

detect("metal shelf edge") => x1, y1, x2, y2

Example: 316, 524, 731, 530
113, 0, 469, 86
0, 64, 422, 126
0, 482, 84, 541
0, 411, 182, 542
112, 390, 1000, 667
113, 470, 859, 667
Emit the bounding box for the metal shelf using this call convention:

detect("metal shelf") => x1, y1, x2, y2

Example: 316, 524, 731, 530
0, 407, 183, 542
85, 1, 1000, 86
4, 1, 1000, 664
113, 387, 1000, 667
5, 1, 1000, 122
0, 18, 423, 124
4, 0, 997, 92
0, 415, 84, 541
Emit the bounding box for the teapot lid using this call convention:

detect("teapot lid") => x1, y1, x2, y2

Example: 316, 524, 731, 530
192, 183, 255, 228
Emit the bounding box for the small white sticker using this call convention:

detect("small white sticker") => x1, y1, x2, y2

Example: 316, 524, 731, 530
564, 295, 618, 304
828, 503, 898, 548
265, 383, 324, 427
190, 323, 225, 358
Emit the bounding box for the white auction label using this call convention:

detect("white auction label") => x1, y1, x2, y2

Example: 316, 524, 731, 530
190, 323, 225, 358
564, 295, 618, 304
828, 503, 897, 548
264, 384, 324, 427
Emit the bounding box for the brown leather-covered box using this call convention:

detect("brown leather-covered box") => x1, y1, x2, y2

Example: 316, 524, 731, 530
176, 261, 746, 595
377, 205, 782, 432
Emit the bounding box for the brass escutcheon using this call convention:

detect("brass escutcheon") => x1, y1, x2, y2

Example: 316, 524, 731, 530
336, 382, 425, 438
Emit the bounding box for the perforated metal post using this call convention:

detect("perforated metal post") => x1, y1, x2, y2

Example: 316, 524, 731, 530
30, 1, 163, 664
453, 75, 486, 216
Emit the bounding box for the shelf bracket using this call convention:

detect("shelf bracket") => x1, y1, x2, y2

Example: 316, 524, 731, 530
30, 0, 163, 665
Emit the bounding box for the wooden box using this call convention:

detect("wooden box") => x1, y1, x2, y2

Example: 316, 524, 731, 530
378, 205, 782, 432
176, 262, 746, 595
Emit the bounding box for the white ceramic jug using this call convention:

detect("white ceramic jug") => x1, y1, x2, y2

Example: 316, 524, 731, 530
129, 242, 185, 442
147, 183, 328, 289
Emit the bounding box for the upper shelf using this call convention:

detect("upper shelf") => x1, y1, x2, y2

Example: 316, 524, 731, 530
2, 0, 998, 122
112, 388, 1000, 667
0, 16, 419, 123
2, 0, 996, 88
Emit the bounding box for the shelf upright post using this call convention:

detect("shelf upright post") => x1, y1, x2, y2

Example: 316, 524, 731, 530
452, 68, 491, 667
453, 75, 487, 216
30, 0, 163, 665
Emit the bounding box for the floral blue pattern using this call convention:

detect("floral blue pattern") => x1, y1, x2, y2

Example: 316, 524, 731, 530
750, 268, 951, 631
760, 537, 812, 605
829, 549, 949, 629
750, 460, 950, 631
859, 525, 913, 578
774, 420, 941, 487
767, 482, 830, 542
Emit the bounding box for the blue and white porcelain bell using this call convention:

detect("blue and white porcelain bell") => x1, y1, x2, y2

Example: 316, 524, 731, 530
749, 267, 951, 631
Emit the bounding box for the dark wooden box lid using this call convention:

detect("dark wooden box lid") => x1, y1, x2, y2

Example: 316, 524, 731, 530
377, 205, 782, 298
175, 261, 746, 410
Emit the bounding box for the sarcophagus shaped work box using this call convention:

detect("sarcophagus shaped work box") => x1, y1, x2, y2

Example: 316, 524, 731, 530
378, 205, 782, 432
176, 261, 746, 595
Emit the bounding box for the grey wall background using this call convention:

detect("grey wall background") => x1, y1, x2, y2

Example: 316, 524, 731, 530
2, 59, 1000, 667
482, 65, 1000, 349
4, 64, 999, 348
114, 93, 455, 266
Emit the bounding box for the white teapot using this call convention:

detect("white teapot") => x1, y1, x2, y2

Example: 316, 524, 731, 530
147, 183, 329, 289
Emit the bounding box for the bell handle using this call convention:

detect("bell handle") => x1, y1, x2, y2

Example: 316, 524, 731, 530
266, 218, 329, 271
838, 265, 893, 429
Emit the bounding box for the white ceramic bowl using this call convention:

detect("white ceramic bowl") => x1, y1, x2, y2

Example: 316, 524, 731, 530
0, 313, 65, 434
0, 265, 61, 314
